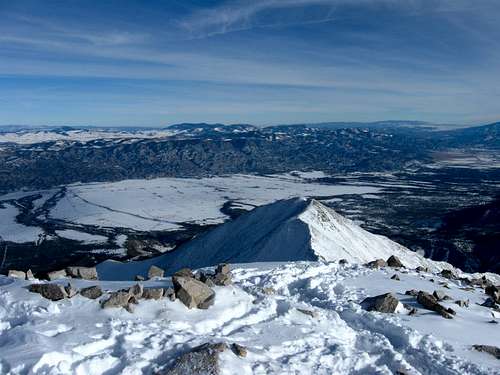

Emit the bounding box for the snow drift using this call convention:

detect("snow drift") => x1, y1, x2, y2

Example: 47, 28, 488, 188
98, 198, 448, 280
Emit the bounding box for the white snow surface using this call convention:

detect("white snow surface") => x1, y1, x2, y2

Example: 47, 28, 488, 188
97, 198, 452, 280
0, 262, 498, 374
55, 230, 108, 244
48, 174, 378, 231
0, 203, 44, 243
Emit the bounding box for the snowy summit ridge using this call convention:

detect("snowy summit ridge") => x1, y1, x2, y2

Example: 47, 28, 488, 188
98, 198, 447, 280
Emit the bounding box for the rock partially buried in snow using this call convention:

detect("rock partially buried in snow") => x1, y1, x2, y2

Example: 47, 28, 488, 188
417, 291, 456, 319
433, 290, 450, 301
64, 283, 78, 298
47, 269, 67, 281
128, 284, 144, 299
26, 269, 35, 280
485, 285, 500, 304
161, 342, 228, 375
8, 270, 26, 279
391, 274, 400, 281
172, 274, 215, 309
142, 288, 164, 300
101, 291, 134, 310
230, 343, 247, 358
361, 293, 400, 313
66, 266, 98, 280
148, 265, 165, 279
472, 345, 500, 359
387, 255, 404, 268
365, 259, 387, 269
80, 285, 103, 299
29, 283, 68, 301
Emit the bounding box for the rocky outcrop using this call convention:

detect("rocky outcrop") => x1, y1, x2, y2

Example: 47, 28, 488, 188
387, 255, 404, 268
485, 285, 500, 304
29, 283, 68, 301
417, 291, 456, 319
361, 293, 400, 313
161, 343, 228, 375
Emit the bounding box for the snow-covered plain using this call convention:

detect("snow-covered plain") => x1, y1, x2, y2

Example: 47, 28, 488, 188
0, 262, 498, 374
0, 203, 44, 243
49, 174, 379, 231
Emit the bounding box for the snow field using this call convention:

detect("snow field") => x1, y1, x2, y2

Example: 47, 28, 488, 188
0, 261, 498, 374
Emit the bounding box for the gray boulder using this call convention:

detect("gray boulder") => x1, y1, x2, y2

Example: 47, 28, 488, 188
164, 287, 176, 301
213, 272, 232, 286
80, 285, 103, 299
172, 275, 215, 309
29, 283, 68, 301
361, 293, 400, 313
48, 269, 67, 281
387, 255, 404, 268
66, 266, 98, 280
405, 289, 419, 297
143, 288, 164, 300
101, 291, 133, 310
440, 269, 456, 280
148, 265, 165, 279
161, 343, 228, 375
8, 270, 26, 279
173, 268, 195, 278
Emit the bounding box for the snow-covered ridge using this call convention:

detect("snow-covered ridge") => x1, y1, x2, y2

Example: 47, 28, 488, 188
97, 198, 452, 280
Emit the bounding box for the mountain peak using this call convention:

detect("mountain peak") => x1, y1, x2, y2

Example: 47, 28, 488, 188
98, 198, 447, 280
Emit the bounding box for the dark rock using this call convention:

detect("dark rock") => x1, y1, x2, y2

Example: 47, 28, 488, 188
161, 343, 228, 375
143, 288, 164, 300
455, 300, 469, 308
80, 285, 103, 299
433, 290, 450, 301
415, 266, 428, 272
29, 283, 68, 301
339, 259, 348, 265
481, 298, 499, 309
66, 266, 98, 280
230, 343, 247, 358
47, 269, 67, 281
485, 285, 500, 303
365, 259, 386, 269
472, 345, 500, 359
148, 265, 165, 279
361, 293, 400, 313
387, 255, 404, 268
8, 270, 26, 279
440, 269, 456, 280
391, 274, 400, 281
417, 291, 454, 319
172, 276, 215, 309
215, 263, 230, 275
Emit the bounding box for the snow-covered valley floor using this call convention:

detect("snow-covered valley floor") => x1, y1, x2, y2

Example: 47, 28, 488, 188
0, 261, 498, 374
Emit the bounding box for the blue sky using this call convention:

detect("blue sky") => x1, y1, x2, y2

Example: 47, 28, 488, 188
0, 0, 499, 127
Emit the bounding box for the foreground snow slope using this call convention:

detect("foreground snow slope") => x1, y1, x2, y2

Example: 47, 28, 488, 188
98, 198, 450, 280
0, 262, 498, 374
